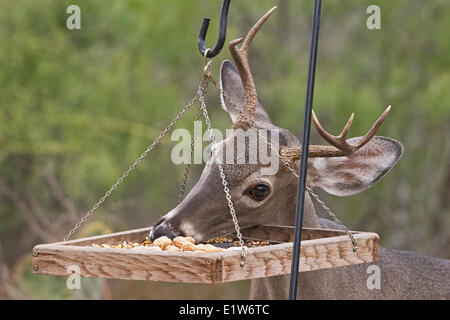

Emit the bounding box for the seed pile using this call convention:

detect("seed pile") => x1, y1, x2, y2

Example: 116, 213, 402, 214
89, 235, 270, 252
91, 236, 225, 253
206, 236, 270, 247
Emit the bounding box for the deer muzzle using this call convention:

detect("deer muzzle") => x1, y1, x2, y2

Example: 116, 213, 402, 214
149, 219, 180, 241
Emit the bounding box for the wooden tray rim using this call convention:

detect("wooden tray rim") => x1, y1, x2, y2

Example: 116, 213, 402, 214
32, 226, 380, 283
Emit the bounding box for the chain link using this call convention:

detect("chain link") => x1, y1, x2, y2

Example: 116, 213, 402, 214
178, 106, 203, 204
197, 79, 248, 267
305, 186, 357, 251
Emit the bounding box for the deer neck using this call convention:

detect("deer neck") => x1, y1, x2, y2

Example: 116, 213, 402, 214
274, 190, 321, 229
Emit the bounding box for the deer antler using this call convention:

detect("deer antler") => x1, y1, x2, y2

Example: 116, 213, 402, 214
229, 6, 277, 129
280, 106, 392, 162
312, 105, 391, 154
227, 7, 389, 161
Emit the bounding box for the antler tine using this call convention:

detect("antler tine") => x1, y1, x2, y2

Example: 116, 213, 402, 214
241, 6, 277, 53
312, 105, 391, 155
280, 106, 392, 164
229, 6, 277, 126
312, 110, 355, 153
352, 105, 391, 149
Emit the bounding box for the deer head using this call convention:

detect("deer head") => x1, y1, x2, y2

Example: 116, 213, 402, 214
149, 7, 403, 242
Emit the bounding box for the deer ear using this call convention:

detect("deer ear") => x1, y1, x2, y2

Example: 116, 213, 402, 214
308, 136, 404, 196
220, 60, 274, 128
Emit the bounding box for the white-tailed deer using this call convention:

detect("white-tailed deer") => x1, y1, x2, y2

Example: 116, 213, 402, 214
150, 8, 450, 299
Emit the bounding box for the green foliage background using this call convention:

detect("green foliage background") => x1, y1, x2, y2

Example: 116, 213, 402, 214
0, 0, 449, 299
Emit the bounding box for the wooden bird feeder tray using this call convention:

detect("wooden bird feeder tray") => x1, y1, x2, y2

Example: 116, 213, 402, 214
32, 225, 379, 284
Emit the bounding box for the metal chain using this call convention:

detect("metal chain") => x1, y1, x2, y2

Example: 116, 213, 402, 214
207, 74, 358, 251
198, 71, 247, 267
178, 106, 203, 204
198, 62, 247, 268
305, 186, 357, 251
64, 86, 202, 241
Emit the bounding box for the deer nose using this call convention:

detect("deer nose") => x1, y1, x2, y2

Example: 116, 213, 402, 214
149, 222, 178, 241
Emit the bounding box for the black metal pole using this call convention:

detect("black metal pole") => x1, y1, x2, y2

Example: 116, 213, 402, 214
288, 0, 322, 300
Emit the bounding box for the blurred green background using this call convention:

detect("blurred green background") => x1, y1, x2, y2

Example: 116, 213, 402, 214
0, 0, 449, 299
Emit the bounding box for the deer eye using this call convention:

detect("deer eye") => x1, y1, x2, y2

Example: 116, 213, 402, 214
248, 184, 270, 201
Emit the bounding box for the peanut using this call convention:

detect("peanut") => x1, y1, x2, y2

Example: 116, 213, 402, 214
181, 243, 197, 252
173, 236, 192, 248
153, 236, 172, 250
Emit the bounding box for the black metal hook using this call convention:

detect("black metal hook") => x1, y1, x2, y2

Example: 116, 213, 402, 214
198, 0, 231, 58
